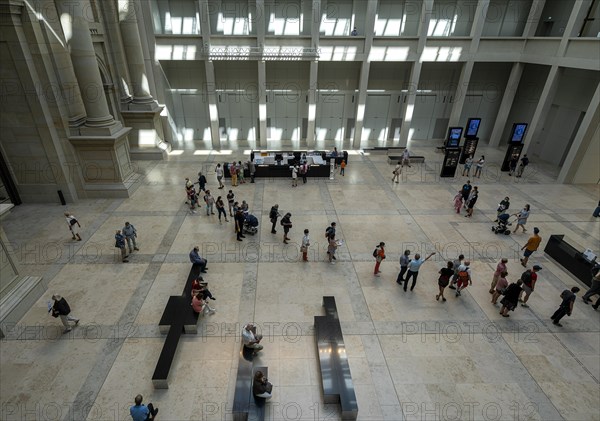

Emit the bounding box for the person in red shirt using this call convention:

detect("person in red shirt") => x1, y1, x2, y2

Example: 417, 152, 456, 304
519, 265, 542, 307
374, 242, 386, 276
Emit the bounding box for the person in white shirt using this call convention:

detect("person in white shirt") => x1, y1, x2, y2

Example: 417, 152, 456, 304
402, 149, 411, 168
392, 161, 402, 183
215, 163, 224, 189
301, 229, 310, 262
242, 323, 263, 353
291, 165, 298, 187
455, 261, 472, 296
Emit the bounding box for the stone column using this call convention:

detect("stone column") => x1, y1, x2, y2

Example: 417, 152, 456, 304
522, 0, 546, 37
306, 60, 318, 147
258, 60, 268, 148
118, 0, 168, 159
488, 62, 523, 147
398, 0, 433, 148
55, 0, 139, 197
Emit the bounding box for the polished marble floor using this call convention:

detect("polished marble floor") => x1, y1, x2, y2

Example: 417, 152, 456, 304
1, 140, 599, 421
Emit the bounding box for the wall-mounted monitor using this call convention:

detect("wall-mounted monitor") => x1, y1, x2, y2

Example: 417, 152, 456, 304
465, 118, 481, 138
510, 123, 528, 143
446, 127, 463, 147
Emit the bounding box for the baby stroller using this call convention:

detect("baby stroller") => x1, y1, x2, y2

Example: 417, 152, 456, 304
492, 212, 512, 235
243, 213, 259, 235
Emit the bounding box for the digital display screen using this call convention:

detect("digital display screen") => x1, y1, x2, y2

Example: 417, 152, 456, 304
510, 123, 528, 143
466, 118, 481, 137
446, 127, 463, 147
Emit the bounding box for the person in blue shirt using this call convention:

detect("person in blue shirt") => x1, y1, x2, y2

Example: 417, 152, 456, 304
130, 394, 158, 421
115, 230, 128, 263
189, 246, 207, 273
404, 252, 436, 292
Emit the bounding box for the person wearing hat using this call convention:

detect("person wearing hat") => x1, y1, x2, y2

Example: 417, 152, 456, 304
122, 222, 139, 254
521, 227, 542, 267
519, 265, 542, 307
49, 294, 79, 334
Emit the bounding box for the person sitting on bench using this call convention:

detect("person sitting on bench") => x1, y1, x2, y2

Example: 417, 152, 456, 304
253, 371, 273, 399
242, 323, 263, 353
192, 291, 215, 315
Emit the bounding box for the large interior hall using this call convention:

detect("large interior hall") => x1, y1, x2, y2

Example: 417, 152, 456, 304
1, 0, 599, 420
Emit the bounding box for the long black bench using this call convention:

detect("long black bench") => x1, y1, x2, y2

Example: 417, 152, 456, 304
152, 266, 202, 389
233, 347, 270, 421
315, 296, 358, 420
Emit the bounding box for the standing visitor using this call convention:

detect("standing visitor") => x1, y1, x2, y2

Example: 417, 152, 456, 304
215, 163, 224, 189
473, 155, 485, 178
392, 161, 402, 183
197, 171, 207, 192
516, 154, 529, 177
500, 280, 523, 317
301, 229, 310, 262
291, 165, 298, 187
465, 186, 479, 218
235, 209, 246, 241
518, 265, 542, 307
461, 181, 472, 208
64, 212, 82, 241
373, 242, 386, 276
340, 159, 346, 176
436, 261, 454, 302
489, 258, 508, 294
281, 212, 292, 244
269, 204, 280, 234
115, 230, 129, 263
404, 252, 436, 291
327, 233, 338, 264
230, 162, 238, 186
122, 221, 139, 253
462, 155, 473, 177
215, 196, 228, 223
396, 250, 411, 285
227, 190, 235, 217
491, 271, 509, 305
520, 228, 542, 267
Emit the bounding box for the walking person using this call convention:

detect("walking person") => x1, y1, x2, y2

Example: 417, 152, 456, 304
402, 148, 411, 168
455, 260, 472, 296
64, 212, 82, 241
327, 233, 338, 264
197, 171, 207, 192
215, 163, 224, 189
230, 162, 238, 186
489, 258, 508, 294
215, 196, 228, 223
520, 227, 542, 266
404, 252, 436, 291
122, 221, 139, 254
551, 287, 580, 327
582, 265, 600, 307
465, 186, 479, 217
453, 190, 463, 214
436, 261, 454, 302
115, 230, 129, 263
204, 190, 215, 215
391, 161, 401, 183
462, 155, 473, 177
300, 162, 309, 184
235, 209, 246, 241
473, 155, 485, 178
186, 183, 198, 214
519, 265, 542, 307
269, 204, 280, 234
373, 242, 386, 276
325, 222, 337, 239
491, 271, 509, 305
448, 254, 465, 290
461, 181, 472, 208
593, 200, 600, 218
49, 294, 79, 334
281, 212, 292, 244
500, 280, 523, 317
227, 190, 235, 217
516, 154, 529, 178
513, 204, 531, 233
129, 394, 158, 421
291, 165, 298, 187
301, 229, 310, 262
396, 250, 411, 285
340, 159, 346, 176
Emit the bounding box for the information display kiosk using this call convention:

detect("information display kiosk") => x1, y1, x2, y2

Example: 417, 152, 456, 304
440, 148, 461, 177
459, 118, 481, 164
501, 123, 528, 171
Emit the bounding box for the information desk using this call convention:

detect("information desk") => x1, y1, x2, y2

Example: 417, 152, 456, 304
544, 235, 596, 287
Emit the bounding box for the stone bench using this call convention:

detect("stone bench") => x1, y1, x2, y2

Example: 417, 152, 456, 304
253, 366, 269, 421
314, 296, 358, 420
233, 345, 256, 421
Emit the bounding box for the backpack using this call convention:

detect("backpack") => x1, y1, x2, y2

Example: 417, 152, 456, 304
325, 227, 334, 238
458, 269, 469, 283
69, 217, 78, 226
269, 208, 277, 219
373, 248, 378, 258
521, 270, 532, 286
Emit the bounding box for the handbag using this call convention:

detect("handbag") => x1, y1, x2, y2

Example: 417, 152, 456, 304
265, 381, 273, 393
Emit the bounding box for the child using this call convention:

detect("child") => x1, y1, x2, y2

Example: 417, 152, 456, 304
340, 160, 346, 176
453, 191, 463, 214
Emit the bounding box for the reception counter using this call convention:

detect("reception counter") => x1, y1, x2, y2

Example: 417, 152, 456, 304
544, 235, 596, 287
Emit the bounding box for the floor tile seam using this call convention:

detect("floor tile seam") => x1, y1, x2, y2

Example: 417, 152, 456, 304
363, 156, 408, 211
67, 207, 191, 421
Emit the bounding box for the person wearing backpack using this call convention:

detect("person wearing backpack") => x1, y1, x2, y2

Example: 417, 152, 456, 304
455, 260, 472, 297
518, 265, 542, 307
551, 287, 580, 327
280, 212, 292, 244
448, 254, 465, 290
50, 294, 79, 334
500, 280, 523, 317
373, 242, 386, 276
404, 252, 436, 291
325, 222, 336, 239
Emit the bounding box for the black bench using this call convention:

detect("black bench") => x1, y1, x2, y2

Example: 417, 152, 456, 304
233, 345, 255, 421
314, 296, 358, 420
253, 366, 269, 421
152, 266, 202, 389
